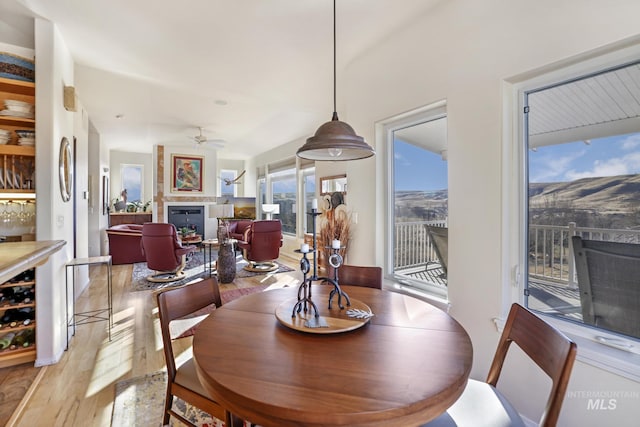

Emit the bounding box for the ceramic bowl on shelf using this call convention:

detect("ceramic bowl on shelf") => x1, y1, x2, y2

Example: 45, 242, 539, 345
4, 99, 34, 113
18, 138, 35, 146
15, 129, 35, 138
0, 109, 34, 119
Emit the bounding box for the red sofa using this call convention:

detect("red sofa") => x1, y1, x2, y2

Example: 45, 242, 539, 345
106, 224, 146, 265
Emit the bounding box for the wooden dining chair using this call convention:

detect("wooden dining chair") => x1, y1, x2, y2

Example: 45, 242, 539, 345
156, 277, 243, 427
423, 303, 577, 427
327, 264, 383, 289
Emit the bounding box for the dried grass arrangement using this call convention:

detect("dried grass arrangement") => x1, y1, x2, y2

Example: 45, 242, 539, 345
319, 205, 351, 266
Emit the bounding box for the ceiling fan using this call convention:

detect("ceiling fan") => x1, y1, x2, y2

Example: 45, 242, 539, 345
221, 169, 246, 186
189, 127, 225, 149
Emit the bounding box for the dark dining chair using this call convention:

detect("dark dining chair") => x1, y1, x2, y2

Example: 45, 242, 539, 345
156, 277, 243, 427
327, 264, 383, 289
571, 236, 640, 338
425, 225, 448, 277
422, 303, 577, 427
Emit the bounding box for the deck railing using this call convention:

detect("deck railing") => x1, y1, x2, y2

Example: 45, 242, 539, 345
395, 220, 640, 288
394, 220, 447, 269
528, 222, 640, 288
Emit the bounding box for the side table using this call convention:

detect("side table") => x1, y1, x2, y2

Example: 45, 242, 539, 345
65, 255, 112, 350
202, 239, 219, 276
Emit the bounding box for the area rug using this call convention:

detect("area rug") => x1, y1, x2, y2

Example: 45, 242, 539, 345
111, 371, 232, 427
131, 251, 295, 292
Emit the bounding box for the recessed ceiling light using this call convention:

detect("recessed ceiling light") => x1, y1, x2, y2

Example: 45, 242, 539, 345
214, 100, 228, 106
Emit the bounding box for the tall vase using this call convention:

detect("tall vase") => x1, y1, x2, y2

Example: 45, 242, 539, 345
217, 242, 236, 283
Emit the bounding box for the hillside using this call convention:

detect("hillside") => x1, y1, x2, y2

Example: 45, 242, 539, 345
394, 174, 640, 229
395, 190, 448, 222
530, 174, 640, 229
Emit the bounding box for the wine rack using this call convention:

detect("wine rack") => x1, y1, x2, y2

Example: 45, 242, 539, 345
0, 268, 36, 368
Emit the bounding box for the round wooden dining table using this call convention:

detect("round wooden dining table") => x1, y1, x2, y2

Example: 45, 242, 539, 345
193, 285, 473, 427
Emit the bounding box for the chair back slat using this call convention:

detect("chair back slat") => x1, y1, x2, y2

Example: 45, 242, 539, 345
329, 264, 383, 289
487, 304, 577, 427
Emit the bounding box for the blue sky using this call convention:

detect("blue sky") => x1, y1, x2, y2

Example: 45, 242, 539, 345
394, 139, 448, 191
529, 132, 640, 183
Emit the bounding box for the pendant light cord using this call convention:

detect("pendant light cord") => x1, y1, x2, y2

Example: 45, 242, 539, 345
332, 0, 338, 118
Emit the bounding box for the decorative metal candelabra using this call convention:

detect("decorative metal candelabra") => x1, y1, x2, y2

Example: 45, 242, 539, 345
291, 207, 351, 319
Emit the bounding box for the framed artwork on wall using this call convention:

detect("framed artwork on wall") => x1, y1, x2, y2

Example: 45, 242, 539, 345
171, 154, 203, 192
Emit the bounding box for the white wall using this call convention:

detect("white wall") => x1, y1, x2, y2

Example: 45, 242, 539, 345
87, 120, 110, 256
340, 0, 640, 425
34, 18, 76, 365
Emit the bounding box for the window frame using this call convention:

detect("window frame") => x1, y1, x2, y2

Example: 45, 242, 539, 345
507, 44, 640, 381
120, 163, 144, 203
219, 169, 237, 197
383, 102, 448, 300
301, 166, 315, 234
269, 167, 297, 236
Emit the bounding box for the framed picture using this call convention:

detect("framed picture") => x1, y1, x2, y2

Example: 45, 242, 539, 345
172, 155, 203, 192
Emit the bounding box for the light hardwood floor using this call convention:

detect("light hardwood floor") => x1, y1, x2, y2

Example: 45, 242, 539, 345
10, 257, 302, 427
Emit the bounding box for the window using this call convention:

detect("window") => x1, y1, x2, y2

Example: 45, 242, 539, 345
120, 164, 143, 203
521, 59, 640, 352
219, 169, 236, 197
386, 106, 448, 298
302, 167, 315, 233
270, 168, 296, 235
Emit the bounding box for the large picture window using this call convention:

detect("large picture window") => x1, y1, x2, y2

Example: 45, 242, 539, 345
270, 168, 296, 235
386, 107, 448, 298
120, 164, 143, 203
523, 60, 640, 344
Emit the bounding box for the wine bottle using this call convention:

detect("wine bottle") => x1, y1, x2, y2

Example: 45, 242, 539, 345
20, 288, 35, 304
0, 332, 16, 349
17, 307, 35, 321
13, 329, 34, 347
1, 309, 18, 323
0, 287, 15, 306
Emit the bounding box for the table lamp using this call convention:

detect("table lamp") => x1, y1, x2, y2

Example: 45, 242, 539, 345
262, 203, 280, 220
209, 204, 235, 241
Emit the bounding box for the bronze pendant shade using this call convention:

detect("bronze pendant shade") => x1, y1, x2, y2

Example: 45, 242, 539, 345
296, 0, 375, 161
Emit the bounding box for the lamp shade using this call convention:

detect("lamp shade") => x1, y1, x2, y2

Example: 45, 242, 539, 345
297, 113, 375, 161
209, 204, 234, 219
262, 204, 280, 215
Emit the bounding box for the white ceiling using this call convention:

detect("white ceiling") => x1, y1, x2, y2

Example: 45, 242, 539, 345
3, 0, 444, 158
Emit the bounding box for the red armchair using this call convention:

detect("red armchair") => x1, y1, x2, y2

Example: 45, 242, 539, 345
141, 223, 196, 282
106, 224, 145, 265
227, 219, 253, 241
237, 220, 282, 272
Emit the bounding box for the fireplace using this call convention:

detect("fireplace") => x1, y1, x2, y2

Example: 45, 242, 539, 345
167, 205, 205, 235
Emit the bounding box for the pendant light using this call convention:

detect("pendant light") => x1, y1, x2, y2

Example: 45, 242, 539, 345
296, 0, 375, 161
